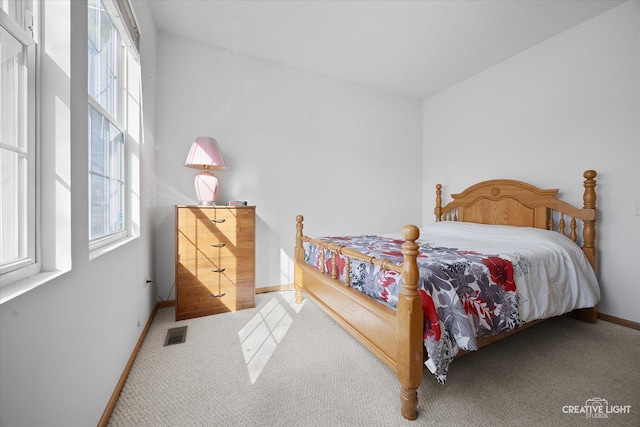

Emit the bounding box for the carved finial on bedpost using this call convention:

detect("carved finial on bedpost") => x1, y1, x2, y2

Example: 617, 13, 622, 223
397, 225, 423, 420
582, 171, 597, 269
583, 170, 597, 210
294, 215, 305, 304
435, 184, 443, 221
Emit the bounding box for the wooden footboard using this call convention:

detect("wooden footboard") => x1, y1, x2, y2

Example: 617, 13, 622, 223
294, 215, 424, 420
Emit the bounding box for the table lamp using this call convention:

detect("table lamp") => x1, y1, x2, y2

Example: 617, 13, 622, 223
184, 136, 228, 205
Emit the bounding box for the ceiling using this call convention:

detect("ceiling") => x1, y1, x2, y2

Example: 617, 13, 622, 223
147, 0, 625, 99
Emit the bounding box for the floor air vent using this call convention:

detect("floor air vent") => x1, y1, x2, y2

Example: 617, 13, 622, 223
164, 326, 187, 346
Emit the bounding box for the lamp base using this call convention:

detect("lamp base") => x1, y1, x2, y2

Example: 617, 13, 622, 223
194, 170, 219, 205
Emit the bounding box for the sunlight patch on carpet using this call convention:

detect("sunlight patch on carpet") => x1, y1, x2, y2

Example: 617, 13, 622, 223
239, 294, 302, 384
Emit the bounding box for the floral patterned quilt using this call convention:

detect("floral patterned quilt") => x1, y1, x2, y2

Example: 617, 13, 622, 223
303, 234, 523, 383
303, 222, 601, 383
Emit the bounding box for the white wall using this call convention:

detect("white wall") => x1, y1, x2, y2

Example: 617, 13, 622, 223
153, 32, 423, 297
0, 1, 158, 426
422, 1, 640, 323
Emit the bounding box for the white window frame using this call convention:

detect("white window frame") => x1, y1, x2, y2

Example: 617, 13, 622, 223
0, 3, 38, 286
87, 0, 139, 253
1, 0, 87, 304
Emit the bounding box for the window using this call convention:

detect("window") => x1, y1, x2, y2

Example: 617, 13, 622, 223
87, 0, 140, 249
0, 2, 37, 283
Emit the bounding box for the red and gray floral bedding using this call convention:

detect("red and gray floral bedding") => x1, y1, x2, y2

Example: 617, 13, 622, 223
302, 222, 600, 383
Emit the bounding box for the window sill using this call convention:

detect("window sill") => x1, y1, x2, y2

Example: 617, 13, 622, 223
89, 235, 138, 261
0, 269, 70, 305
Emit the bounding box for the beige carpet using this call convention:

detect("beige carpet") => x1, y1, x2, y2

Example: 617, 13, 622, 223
108, 291, 640, 426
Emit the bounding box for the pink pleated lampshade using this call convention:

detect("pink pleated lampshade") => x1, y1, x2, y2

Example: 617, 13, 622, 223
184, 137, 228, 169
184, 137, 228, 205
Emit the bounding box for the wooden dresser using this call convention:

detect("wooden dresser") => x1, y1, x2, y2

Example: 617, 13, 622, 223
175, 205, 255, 320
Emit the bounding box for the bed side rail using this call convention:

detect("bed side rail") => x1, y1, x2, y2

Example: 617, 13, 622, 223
294, 215, 402, 289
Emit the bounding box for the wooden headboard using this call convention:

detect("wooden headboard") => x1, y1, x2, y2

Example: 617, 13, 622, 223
434, 170, 597, 269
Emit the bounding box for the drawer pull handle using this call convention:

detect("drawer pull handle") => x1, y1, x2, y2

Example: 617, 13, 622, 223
210, 243, 225, 248
211, 268, 226, 273
211, 218, 226, 223
211, 293, 226, 298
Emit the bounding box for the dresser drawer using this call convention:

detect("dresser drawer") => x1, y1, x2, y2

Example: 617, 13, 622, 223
175, 275, 255, 320
178, 207, 255, 236
176, 276, 255, 302
176, 232, 254, 260
177, 258, 254, 282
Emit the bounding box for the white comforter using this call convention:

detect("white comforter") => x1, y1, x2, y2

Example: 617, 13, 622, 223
419, 222, 600, 323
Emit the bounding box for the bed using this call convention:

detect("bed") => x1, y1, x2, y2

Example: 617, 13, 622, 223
293, 170, 599, 420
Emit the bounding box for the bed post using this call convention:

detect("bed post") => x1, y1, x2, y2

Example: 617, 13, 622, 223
397, 225, 423, 420
576, 171, 598, 323
582, 170, 597, 269
294, 215, 305, 304
434, 184, 443, 221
